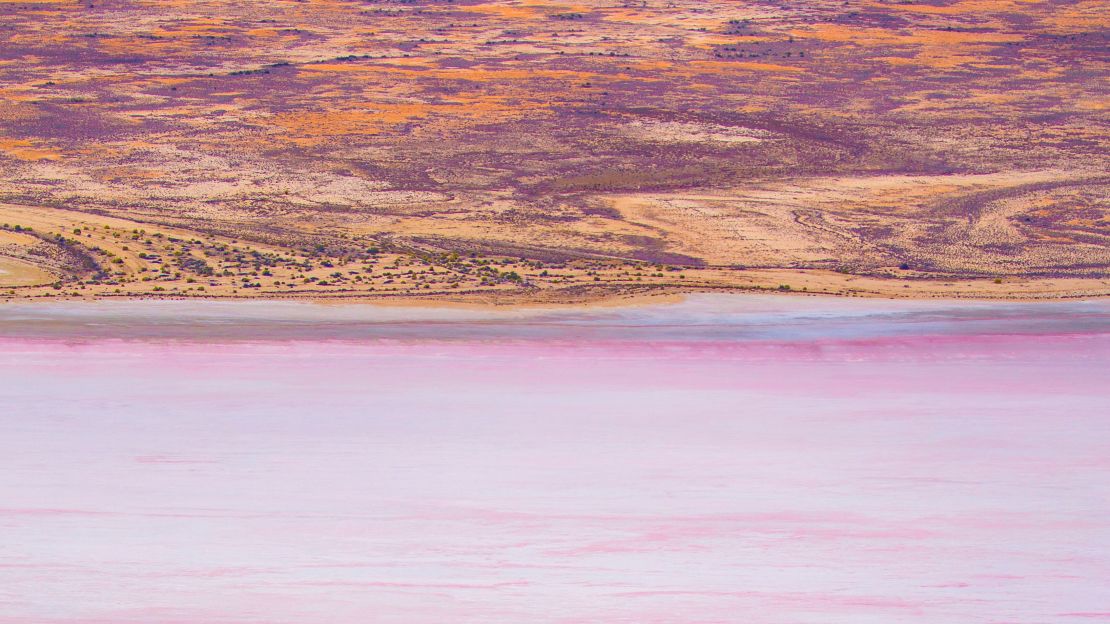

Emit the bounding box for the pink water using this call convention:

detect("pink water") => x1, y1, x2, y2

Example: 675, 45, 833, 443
1, 297, 1108, 623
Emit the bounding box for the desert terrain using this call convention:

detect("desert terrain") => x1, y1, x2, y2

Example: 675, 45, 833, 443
0, 0, 1106, 303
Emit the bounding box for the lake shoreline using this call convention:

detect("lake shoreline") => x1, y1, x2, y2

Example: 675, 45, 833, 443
2, 294, 1107, 344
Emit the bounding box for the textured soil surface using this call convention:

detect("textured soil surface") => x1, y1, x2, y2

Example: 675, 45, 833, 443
0, 0, 1106, 303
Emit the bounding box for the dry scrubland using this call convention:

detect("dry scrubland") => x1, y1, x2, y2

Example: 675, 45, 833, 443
0, 0, 1106, 303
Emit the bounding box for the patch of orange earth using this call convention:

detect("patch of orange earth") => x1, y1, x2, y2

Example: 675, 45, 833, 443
968, 92, 1028, 105
0, 137, 60, 161
0, 78, 49, 102
268, 98, 546, 141
687, 34, 760, 49
1075, 99, 1108, 112
8, 32, 69, 45
720, 96, 772, 113
352, 103, 433, 124
1042, 0, 1109, 31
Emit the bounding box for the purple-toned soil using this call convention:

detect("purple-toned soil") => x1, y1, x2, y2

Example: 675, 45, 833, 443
1, 296, 1108, 623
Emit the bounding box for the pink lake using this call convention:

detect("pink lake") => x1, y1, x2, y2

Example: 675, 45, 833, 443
1, 295, 1108, 623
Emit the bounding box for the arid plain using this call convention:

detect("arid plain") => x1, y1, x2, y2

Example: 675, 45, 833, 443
0, 0, 1106, 303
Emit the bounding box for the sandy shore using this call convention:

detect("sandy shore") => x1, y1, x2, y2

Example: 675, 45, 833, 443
2, 201, 1106, 306
4, 279, 1110, 318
